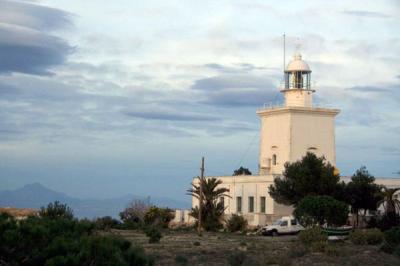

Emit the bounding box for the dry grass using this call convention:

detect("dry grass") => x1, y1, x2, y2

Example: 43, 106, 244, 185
110, 229, 400, 266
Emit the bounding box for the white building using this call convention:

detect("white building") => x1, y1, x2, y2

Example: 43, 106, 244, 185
173, 53, 400, 227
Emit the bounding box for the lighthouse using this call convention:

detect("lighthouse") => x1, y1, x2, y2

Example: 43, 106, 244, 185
178, 50, 400, 228
257, 53, 340, 175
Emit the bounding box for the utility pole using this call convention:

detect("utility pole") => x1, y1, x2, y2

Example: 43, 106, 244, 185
198, 157, 205, 236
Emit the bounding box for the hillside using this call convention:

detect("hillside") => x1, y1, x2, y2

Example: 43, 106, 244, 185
0, 183, 189, 219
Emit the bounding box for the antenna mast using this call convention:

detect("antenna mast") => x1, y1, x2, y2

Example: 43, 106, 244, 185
283, 33, 286, 75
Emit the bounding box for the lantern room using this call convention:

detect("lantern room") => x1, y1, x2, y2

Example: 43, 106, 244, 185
284, 53, 312, 90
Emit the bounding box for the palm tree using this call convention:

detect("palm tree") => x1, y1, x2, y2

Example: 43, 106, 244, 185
378, 187, 400, 225
187, 177, 229, 231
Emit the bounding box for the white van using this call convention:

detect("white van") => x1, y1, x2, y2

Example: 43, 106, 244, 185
261, 216, 304, 236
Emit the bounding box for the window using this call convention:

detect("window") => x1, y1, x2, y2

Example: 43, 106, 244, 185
280, 220, 288, 226
291, 219, 297, 226
236, 197, 242, 213
248, 197, 254, 213
260, 197, 266, 213
272, 154, 277, 165
220, 197, 224, 209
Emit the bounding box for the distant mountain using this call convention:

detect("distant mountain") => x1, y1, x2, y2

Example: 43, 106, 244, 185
0, 183, 190, 219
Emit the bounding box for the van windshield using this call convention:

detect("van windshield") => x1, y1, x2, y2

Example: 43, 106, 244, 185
273, 219, 282, 226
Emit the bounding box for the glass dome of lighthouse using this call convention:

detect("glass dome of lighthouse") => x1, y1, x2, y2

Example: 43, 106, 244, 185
284, 53, 312, 91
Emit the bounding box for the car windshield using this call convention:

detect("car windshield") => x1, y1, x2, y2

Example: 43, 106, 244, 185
272, 219, 282, 225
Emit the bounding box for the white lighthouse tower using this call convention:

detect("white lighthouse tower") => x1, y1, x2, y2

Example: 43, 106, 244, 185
257, 53, 340, 175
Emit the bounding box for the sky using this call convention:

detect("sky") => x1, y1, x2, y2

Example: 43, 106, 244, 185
0, 0, 399, 202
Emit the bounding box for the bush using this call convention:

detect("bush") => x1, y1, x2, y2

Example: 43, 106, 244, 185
381, 227, 400, 255
349, 229, 384, 245
311, 241, 327, 252
227, 251, 247, 266
298, 227, 327, 246
226, 214, 248, 232
288, 244, 307, 258
0, 207, 153, 265
93, 216, 121, 230
39, 201, 74, 219
175, 255, 188, 265
119, 200, 149, 226
325, 244, 340, 257
365, 229, 384, 244
349, 230, 367, 245
145, 227, 162, 243
384, 227, 400, 246
144, 206, 174, 228
368, 215, 400, 231
294, 196, 348, 227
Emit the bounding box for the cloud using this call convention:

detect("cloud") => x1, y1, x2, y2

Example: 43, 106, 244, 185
346, 83, 400, 101
341, 10, 390, 19
347, 85, 389, 93
201, 88, 283, 107
0, 1, 73, 75
124, 109, 220, 122
191, 74, 282, 107
203, 63, 268, 74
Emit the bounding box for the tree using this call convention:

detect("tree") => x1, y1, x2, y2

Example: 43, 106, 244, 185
378, 187, 400, 227
233, 167, 252, 176
119, 200, 150, 227
294, 196, 349, 227
345, 166, 382, 227
269, 152, 344, 206
144, 206, 174, 228
39, 201, 74, 219
187, 177, 229, 231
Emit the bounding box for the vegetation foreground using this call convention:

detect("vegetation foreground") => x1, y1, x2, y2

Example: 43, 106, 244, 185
112, 229, 400, 266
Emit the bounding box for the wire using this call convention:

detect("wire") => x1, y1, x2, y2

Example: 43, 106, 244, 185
234, 131, 259, 170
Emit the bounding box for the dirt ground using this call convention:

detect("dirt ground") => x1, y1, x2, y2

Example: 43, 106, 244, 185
111, 229, 400, 266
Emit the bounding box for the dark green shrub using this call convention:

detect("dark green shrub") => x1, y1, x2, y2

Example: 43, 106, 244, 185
226, 214, 248, 232
227, 251, 247, 266
381, 227, 400, 255
325, 244, 340, 257
0, 208, 153, 265
350, 229, 384, 245
145, 227, 162, 243
384, 227, 400, 246
175, 255, 188, 265
365, 229, 384, 244
380, 242, 395, 254
93, 216, 121, 230
298, 227, 327, 246
349, 230, 367, 245
289, 244, 307, 258
294, 196, 348, 227
311, 241, 326, 252
39, 201, 74, 219
144, 206, 174, 228
78, 235, 153, 265
394, 246, 400, 257
369, 215, 400, 231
